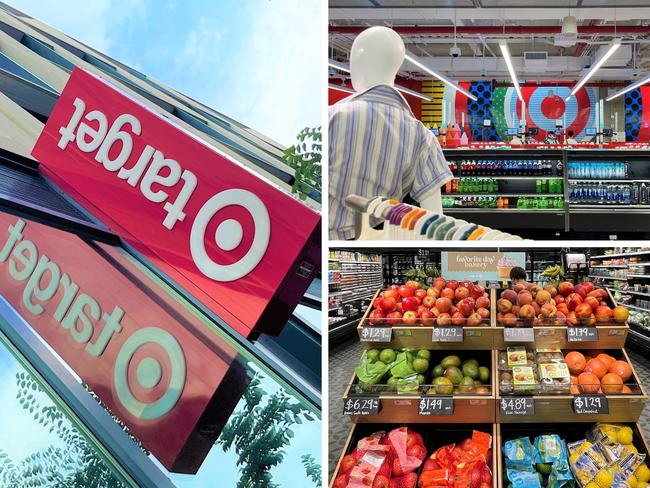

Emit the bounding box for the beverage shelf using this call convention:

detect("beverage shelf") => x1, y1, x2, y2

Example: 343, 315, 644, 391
443, 194, 560, 198
591, 250, 650, 259
445, 208, 564, 213
608, 288, 650, 298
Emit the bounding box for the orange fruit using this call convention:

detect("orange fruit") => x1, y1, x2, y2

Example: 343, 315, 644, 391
601, 373, 624, 394
595, 353, 615, 369
609, 360, 633, 382
578, 372, 601, 394
585, 358, 608, 379
622, 385, 633, 394
565, 351, 587, 375
570, 375, 580, 395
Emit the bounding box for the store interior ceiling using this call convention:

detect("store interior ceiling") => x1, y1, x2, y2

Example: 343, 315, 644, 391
329, 2, 650, 82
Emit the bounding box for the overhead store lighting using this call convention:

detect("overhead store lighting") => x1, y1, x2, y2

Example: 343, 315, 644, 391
566, 39, 621, 101
328, 60, 351, 73
404, 53, 477, 101
499, 41, 523, 102
606, 73, 650, 101
328, 59, 432, 101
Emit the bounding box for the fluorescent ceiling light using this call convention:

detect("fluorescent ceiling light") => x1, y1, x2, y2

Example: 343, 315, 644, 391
404, 53, 477, 101
606, 73, 650, 101
394, 84, 433, 101
566, 38, 621, 101
328, 83, 354, 94
328, 60, 351, 73
499, 41, 523, 102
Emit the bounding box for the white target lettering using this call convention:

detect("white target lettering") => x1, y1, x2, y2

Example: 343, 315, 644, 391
114, 327, 186, 420
190, 189, 270, 282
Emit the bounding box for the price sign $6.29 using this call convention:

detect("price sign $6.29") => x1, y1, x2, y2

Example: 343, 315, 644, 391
343, 396, 381, 416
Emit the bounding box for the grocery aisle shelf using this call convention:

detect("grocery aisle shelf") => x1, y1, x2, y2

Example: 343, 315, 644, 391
609, 288, 650, 298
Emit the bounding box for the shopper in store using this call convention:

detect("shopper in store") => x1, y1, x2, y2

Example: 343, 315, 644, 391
328, 26, 453, 240
566, 130, 578, 145
509, 266, 531, 287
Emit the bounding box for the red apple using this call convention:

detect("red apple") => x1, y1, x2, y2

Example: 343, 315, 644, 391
447, 280, 459, 290
582, 281, 595, 293
467, 312, 482, 326
401, 296, 419, 312
373, 297, 383, 309
554, 295, 565, 305
426, 287, 438, 297
405, 280, 421, 290
566, 311, 578, 326
573, 284, 587, 299
372, 474, 389, 488
477, 307, 490, 319
398, 285, 414, 298
369, 309, 386, 325
455, 287, 470, 301
469, 284, 485, 300
433, 277, 446, 290
380, 297, 397, 314
386, 311, 402, 324
423, 296, 436, 308
441, 288, 455, 300
457, 298, 476, 317
402, 311, 417, 325
384, 289, 399, 300
420, 310, 435, 325
417, 305, 430, 317
435, 297, 453, 313
437, 313, 451, 326
582, 313, 596, 326
415, 288, 427, 301
476, 296, 490, 309
567, 293, 583, 311
451, 311, 465, 326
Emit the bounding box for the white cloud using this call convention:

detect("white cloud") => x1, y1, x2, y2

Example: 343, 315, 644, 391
173, 15, 224, 73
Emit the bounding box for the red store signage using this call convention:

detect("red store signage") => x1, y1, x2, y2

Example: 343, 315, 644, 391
0, 213, 248, 473
32, 68, 320, 338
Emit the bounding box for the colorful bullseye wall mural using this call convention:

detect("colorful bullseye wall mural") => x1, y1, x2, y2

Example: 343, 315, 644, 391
441, 81, 599, 141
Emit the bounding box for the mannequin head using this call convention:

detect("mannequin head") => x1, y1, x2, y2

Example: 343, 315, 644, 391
350, 26, 405, 92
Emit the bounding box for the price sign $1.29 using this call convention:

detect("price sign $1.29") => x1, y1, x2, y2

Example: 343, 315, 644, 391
573, 395, 609, 414
343, 396, 381, 416
360, 327, 392, 343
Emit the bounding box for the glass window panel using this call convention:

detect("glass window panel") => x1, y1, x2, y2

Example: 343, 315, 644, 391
0, 335, 133, 487
0, 211, 321, 487
20, 34, 74, 73
0, 51, 56, 92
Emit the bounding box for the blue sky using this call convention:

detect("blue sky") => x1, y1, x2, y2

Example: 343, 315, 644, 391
8, 0, 322, 146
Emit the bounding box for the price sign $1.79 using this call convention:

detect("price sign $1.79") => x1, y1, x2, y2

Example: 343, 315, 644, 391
343, 396, 381, 416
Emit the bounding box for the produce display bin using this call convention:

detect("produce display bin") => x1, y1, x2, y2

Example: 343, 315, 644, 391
493, 288, 629, 350
357, 289, 497, 350
496, 349, 647, 423
497, 422, 650, 488
329, 423, 498, 488
344, 350, 497, 424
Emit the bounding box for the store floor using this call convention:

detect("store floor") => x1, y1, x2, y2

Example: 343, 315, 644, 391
327, 338, 650, 479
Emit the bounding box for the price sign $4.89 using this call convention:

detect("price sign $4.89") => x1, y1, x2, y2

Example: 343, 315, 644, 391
343, 396, 381, 416
500, 397, 534, 415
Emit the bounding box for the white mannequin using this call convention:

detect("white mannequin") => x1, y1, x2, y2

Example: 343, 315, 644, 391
349, 26, 443, 215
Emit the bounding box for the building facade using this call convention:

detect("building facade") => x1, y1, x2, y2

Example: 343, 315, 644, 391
0, 3, 321, 487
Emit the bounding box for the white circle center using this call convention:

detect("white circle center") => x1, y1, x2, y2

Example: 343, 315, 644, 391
137, 357, 162, 389
215, 219, 243, 251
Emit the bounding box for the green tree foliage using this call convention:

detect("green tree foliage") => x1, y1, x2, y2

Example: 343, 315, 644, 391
301, 454, 322, 487
217, 373, 321, 488
5, 371, 125, 488
283, 127, 322, 201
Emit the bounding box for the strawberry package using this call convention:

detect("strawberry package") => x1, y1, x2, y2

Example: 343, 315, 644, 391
418, 430, 493, 488
333, 427, 427, 488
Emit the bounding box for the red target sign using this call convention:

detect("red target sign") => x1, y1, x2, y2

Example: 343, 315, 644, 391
32, 68, 321, 339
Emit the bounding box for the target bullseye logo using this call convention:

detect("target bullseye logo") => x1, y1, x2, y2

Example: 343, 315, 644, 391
190, 188, 271, 282
114, 327, 186, 420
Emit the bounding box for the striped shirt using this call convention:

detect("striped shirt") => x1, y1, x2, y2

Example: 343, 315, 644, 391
329, 84, 453, 240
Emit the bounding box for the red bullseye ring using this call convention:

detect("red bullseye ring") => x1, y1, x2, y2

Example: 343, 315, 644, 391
541, 95, 566, 120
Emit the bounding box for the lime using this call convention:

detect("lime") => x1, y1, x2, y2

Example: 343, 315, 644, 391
379, 349, 396, 364
366, 349, 380, 362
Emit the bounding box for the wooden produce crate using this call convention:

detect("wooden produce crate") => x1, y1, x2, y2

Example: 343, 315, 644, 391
343, 350, 496, 424
493, 288, 628, 350
357, 289, 497, 350
497, 422, 650, 488
495, 349, 647, 423
330, 423, 498, 488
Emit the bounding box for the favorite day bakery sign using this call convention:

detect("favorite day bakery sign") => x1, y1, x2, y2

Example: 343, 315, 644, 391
0, 213, 247, 473
32, 68, 321, 339
442, 252, 526, 281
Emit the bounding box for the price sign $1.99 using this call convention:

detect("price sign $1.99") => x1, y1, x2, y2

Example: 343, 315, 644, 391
343, 396, 381, 416
573, 394, 609, 414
